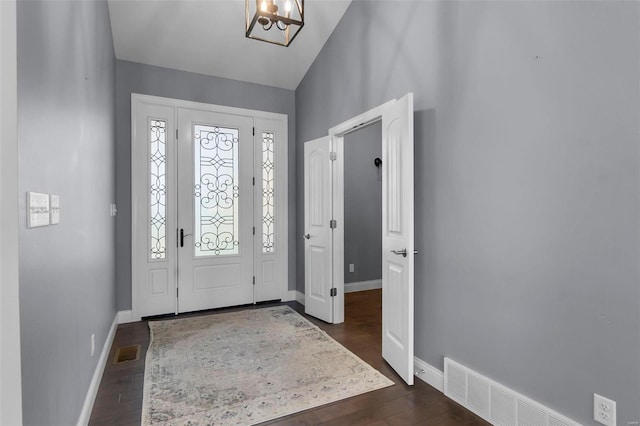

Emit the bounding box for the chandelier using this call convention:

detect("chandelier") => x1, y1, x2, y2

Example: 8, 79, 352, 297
245, 0, 304, 47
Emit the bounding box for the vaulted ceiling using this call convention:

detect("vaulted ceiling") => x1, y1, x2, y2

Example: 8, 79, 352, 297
108, 0, 352, 90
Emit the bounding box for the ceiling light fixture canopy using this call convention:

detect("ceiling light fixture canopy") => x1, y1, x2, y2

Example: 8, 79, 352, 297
246, 0, 304, 47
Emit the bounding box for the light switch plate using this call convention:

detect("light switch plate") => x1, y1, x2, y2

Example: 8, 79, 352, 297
50, 195, 60, 224
27, 192, 50, 228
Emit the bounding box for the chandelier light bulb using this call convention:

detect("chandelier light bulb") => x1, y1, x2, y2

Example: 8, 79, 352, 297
246, 0, 304, 46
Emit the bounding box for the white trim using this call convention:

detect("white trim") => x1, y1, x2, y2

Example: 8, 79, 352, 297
328, 99, 395, 325
117, 310, 133, 324
331, 135, 345, 323
413, 356, 444, 392
285, 290, 297, 301
0, 1, 23, 424
132, 93, 288, 122
344, 279, 382, 293
295, 290, 305, 306
76, 314, 118, 426
131, 94, 289, 321
328, 100, 395, 136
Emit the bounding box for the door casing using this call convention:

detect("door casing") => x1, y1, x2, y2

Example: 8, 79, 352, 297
131, 94, 289, 321
329, 98, 410, 324
0, 1, 23, 422
327, 94, 415, 384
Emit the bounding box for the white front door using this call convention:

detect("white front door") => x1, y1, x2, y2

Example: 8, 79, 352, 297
176, 109, 254, 312
381, 93, 414, 385
303, 136, 334, 323
131, 95, 289, 320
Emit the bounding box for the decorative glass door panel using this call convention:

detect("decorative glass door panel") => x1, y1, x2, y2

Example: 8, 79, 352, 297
177, 109, 254, 313
149, 119, 167, 260
194, 124, 240, 257
132, 95, 289, 320
262, 131, 275, 253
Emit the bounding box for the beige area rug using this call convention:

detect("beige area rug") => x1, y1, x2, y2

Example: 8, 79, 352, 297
142, 305, 393, 425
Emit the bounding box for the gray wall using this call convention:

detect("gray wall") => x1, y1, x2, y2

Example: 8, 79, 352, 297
344, 122, 382, 283
295, 1, 640, 425
17, 1, 116, 424
115, 60, 296, 310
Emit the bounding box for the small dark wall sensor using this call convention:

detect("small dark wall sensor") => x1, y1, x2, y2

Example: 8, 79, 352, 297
374, 157, 382, 167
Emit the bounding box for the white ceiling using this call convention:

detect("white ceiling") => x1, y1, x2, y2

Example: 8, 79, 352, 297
108, 0, 352, 90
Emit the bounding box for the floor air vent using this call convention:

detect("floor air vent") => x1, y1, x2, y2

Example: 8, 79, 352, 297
113, 345, 140, 364
444, 358, 579, 426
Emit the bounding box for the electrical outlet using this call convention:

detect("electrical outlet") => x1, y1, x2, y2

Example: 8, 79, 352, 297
594, 393, 616, 426
349, 264, 354, 273
91, 334, 95, 357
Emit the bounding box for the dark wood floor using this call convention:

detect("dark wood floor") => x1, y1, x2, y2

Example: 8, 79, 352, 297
89, 290, 489, 425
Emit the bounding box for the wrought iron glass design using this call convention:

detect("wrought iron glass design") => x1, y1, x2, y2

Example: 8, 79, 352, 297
149, 119, 167, 260
262, 132, 275, 253
194, 124, 240, 256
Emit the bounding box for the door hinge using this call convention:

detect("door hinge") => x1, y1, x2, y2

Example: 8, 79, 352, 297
330, 219, 337, 229
176, 287, 179, 298
330, 288, 337, 297
253, 226, 255, 235
253, 127, 255, 136
253, 276, 256, 285
329, 152, 337, 161
253, 177, 255, 186
176, 129, 178, 140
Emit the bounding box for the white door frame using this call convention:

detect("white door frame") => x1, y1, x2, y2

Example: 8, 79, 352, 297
328, 98, 396, 324
131, 94, 289, 321
327, 95, 415, 385
0, 1, 23, 423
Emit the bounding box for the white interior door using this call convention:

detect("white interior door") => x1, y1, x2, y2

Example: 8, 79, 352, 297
177, 108, 254, 313
304, 136, 333, 323
381, 93, 414, 385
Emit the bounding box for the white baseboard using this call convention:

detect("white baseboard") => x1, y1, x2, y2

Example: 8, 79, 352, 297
117, 310, 133, 324
414, 356, 444, 392
285, 290, 297, 302
295, 290, 305, 305
344, 279, 382, 293
76, 314, 118, 426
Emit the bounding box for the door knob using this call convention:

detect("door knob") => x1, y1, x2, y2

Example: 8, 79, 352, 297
390, 249, 418, 257
302, 234, 311, 240
180, 229, 192, 247
391, 249, 407, 257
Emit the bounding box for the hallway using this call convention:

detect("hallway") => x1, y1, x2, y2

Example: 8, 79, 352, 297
89, 290, 488, 425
